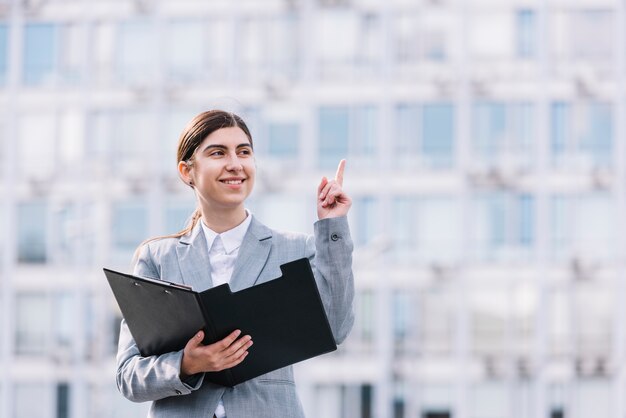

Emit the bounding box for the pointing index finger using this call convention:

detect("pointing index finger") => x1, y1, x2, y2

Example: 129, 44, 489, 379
335, 159, 346, 186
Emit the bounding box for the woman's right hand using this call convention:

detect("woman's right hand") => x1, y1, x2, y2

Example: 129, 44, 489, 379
180, 329, 253, 378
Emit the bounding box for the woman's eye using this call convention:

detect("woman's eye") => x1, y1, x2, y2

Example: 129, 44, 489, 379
210, 151, 225, 157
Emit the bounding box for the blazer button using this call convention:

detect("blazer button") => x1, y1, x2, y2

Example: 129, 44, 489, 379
175, 390, 182, 395
331, 233, 340, 241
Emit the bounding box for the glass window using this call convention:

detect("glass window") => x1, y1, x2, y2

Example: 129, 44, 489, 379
396, 103, 455, 169
516, 9, 537, 58
356, 289, 375, 344
52, 203, 78, 265
317, 11, 381, 78
420, 288, 454, 354
92, 22, 115, 85
59, 109, 84, 167
471, 288, 509, 355
420, 384, 453, 414
268, 122, 299, 158
111, 201, 148, 263
117, 21, 156, 84
240, 15, 299, 80
16, 293, 51, 354
392, 290, 412, 343
23, 23, 57, 85
417, 197, 462, 262
471, 192, 535, 262
110, 110, 153, 176
58, 24, 84, 85
396, 104, 420, 159
570, 10, 613, 61
392, 196, 416, 262
550, 193, 615, 261
56, 383, 70, 418
548, 289, 570, 357
17, 200, 47, 263
166, 20, 204, 82
470, 383, 511, 418
164, 200, 195, 235
472, 102, 534, 168
161, 108, 203, 174
392, 196, 461, 263
319, 106, 349, 168
318, 105, 377, 169
551, 101, 612, 168
351, 196, 380, 248
422, 104, 454, 168
14, 383, 49, 418
254, 194, 308, 233
394, 13, 450, 68
0, 23, 7, 85
15, 292, 74, 356
17, 112, 56, 178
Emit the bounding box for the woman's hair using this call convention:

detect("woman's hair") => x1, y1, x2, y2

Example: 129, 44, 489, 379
133, 110, 253, 261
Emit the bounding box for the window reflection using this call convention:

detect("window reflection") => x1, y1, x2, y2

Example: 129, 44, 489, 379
318, 105, 376, 169
550, 193, 614, 261
15, 292, 75, 357
394, 12, 449, 69
23, 23, 56, 85
392, 197, 461, 264
420, 287, 454, 355
551, 101, 613, 169
240, 15, 299, 80
472, 102, 534, 169
18, 112, 56, 179
516, 9, 537, 59
117, 21, 156, 84
17, 200, 47, 264
351, 196, 380, 248
268, 123, 299, 158
23, 23, 83, 86
111, 200, 148, 263
471, 193, 534, 262
166, 20, 205, 82
396, 103, 455, 169
317, 11, 381, 79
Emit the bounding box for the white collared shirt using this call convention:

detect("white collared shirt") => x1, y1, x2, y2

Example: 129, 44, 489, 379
199, 211, 252, 418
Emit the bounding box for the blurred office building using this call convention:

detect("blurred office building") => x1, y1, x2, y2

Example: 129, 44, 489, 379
0, 0, 623, 417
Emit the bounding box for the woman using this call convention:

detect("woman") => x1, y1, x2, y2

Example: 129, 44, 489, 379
116, 110, 355, 418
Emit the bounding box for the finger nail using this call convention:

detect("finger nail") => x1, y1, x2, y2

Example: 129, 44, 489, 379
235, 330, 242, 337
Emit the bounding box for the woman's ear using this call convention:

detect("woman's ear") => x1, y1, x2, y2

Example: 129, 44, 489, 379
178, 161, 194, 187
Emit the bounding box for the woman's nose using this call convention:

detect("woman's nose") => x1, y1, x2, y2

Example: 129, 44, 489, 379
225, 154, 243, 171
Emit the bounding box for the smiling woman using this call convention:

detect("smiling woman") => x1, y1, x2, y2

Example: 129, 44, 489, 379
116, 109, 355, 418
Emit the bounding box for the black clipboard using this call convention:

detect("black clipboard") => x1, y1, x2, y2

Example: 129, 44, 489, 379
104, 258, 337, 387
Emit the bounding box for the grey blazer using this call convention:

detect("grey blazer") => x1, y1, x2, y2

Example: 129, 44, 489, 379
116, 215, 355, 418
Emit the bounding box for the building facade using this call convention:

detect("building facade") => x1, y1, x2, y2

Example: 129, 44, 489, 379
0, 0, 624, 417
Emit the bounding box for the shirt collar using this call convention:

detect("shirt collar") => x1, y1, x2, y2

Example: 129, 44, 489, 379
200, 210, 253, 255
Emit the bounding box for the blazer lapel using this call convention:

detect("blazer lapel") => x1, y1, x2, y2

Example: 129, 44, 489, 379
175, 223, 214, 292
229, 216, 273, 292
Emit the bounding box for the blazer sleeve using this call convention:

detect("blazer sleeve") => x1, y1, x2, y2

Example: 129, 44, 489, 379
115, 243, 205, 403
308, 215, 355, 345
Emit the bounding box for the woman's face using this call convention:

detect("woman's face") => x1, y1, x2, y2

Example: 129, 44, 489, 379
184, 126, 256, 212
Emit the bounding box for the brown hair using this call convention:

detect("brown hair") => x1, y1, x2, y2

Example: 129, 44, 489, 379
133, 110, 253, 260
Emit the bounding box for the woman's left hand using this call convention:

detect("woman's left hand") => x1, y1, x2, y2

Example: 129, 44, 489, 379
317, 159, 352, 220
